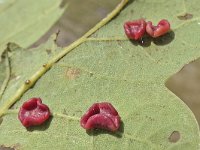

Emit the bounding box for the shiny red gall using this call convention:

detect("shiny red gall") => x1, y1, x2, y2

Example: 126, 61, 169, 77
124, 19, 146, 40
18, 98, 50, 127
80, 102, 121, 132
146, 19, 170, 38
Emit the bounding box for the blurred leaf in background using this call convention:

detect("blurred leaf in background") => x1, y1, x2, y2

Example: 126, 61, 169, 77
32, 0, 120, 47
0, 0, 64, 53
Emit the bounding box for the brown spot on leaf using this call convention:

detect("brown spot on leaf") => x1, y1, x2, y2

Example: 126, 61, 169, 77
66, 68, 81, 80
25, 80, 31, 84
177, 13, 193, 20
54, 30, 60, 44
168, 131, 180, 143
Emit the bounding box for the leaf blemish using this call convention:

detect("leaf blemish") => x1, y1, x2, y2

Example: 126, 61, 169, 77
43, 64, 47, 67
89, 72, 94, 77
168, 131, 180, 143
54, 30, 60, 45
66, 68, 81, 80
177, 13, 193, 20
25, 80, 31, 84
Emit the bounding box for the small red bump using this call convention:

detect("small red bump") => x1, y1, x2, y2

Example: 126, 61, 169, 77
18, 98, 50, 127
80, 102, 121, 132
124, 19, 146, 40
146, 19, 170, 38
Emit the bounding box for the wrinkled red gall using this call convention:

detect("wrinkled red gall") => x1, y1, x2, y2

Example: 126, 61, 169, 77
124, 19, 146, 40
18, 98, 50, 127
146, 19, 170, 38
80, 102, 121, 132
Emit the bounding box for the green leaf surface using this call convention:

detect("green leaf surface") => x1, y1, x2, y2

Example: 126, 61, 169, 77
0, 50, 9, 100
0, 0, 200, 149
0, 0, 64, 53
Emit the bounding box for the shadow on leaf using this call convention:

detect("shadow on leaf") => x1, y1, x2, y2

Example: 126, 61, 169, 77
86, 121, 124, 138
124, 0, 135, 9
153, 31, 175, 46
130, 31, 175, 47
26, 116, 52, 132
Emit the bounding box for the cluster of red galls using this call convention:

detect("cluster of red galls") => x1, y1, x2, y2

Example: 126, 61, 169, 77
18, 98, 120, 132
18, 18, 171, 132
124, 19, 170, 40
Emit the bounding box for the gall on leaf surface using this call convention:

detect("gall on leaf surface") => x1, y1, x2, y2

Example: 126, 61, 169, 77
80, 102, 121, 132
18, 98, 50, 127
